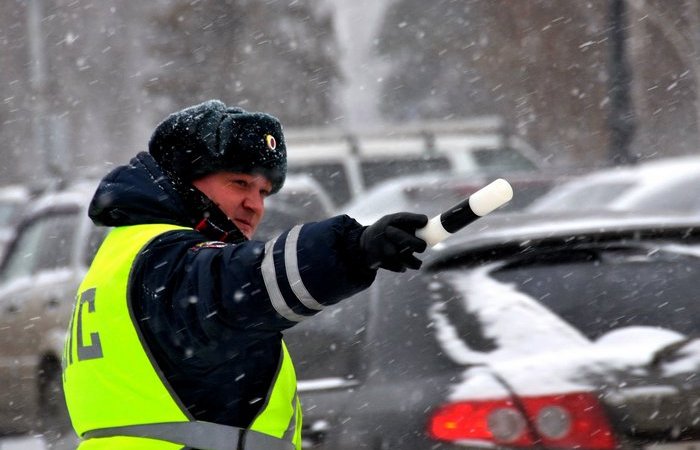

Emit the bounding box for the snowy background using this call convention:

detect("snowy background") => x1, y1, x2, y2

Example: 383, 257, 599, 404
2, 1, 700, 448
1, 0, 700, 189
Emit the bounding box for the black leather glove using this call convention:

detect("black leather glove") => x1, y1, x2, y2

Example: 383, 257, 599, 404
360, 212, 428, 272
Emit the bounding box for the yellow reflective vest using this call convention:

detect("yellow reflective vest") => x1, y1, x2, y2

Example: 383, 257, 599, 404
62, 224, 302, 449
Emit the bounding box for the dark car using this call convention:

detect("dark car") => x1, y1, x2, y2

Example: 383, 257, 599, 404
284, 211, 700, 450
256, 174, 336, 239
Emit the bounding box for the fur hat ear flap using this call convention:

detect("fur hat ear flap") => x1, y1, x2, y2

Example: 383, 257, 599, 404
149, 99, 287, 193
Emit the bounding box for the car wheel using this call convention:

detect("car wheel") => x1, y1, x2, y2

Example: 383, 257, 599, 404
37, 358, 75, 447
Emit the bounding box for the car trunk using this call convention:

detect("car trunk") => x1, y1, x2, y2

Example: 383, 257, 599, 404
480, 240, 700, 444
431, 240, 700, 449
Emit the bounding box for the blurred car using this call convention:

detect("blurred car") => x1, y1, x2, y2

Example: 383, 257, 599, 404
284, 210, 700, 450
285, 118, 546, 207
0, 185, 32, 260
528, 155, 700, 213
0, 180, 103, 443
339, 171, 567, 225
255, 174, 336, 239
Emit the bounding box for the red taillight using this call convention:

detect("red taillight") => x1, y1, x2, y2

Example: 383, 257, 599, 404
429, 399, 535, 445
428, 392, 617, 450
523, 393, 617, 450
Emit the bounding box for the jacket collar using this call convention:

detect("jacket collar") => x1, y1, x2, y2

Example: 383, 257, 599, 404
88, 152, 246, 243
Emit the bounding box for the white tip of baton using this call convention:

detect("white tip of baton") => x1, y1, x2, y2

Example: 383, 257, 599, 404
468, 178, 513, 217
415, 178, 513, 247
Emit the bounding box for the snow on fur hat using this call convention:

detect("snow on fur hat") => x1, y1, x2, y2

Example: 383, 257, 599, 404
149, 99, 287, 193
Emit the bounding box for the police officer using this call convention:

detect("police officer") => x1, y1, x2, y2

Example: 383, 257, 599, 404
62, 100, 428, 450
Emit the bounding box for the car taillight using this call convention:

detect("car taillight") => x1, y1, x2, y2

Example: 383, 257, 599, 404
428, 392, 617, 450
429, 398, 536, 446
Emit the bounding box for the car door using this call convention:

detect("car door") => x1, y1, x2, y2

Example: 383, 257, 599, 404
323, 271, 483, 450
32, 210, 89, 367
0, 214, 47, 430
0, 208, 81, 428
283, 288, 371, 449
286, 270, 480, 450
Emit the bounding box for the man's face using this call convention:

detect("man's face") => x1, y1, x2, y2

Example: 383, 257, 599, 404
192, 171, 273, 239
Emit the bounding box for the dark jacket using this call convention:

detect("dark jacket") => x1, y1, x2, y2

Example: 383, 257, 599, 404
88, 152, 376, 428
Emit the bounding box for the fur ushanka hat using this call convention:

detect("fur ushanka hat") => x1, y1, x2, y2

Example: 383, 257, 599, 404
149, 99, 287, 194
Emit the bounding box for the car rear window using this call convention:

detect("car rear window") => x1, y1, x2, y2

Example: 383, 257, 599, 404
360, 156, 451, 189
471, 147, 538, 172
489, 244, 700, 340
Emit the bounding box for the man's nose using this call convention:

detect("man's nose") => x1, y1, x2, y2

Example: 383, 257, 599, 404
243, 192, 265, 214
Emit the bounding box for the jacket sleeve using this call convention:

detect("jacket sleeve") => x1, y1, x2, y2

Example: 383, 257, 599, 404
132, 215, 376, 342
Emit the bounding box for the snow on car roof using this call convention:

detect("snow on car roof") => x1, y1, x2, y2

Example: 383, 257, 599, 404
27, 181, 97, 216
0, 185, 30, 202
430, 264, 588, 368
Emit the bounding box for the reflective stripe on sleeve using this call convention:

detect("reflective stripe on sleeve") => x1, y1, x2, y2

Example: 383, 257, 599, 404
261, 237, 308, 322
284, 225, 324, 311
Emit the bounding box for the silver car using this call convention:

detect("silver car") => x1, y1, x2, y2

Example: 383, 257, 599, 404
0, 181, 104, 442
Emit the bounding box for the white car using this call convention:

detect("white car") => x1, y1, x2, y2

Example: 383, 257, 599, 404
0, 185, 32, 260
285, 118, 546, 207
340, 171, 563, 225
0, 181, 102, 444
256, 174, 336, 239
528, 155, 700, 213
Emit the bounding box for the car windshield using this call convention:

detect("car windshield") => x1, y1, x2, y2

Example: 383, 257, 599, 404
360, 156, 452, 189
288, 162, 352, 206
471, 147, 538, 172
